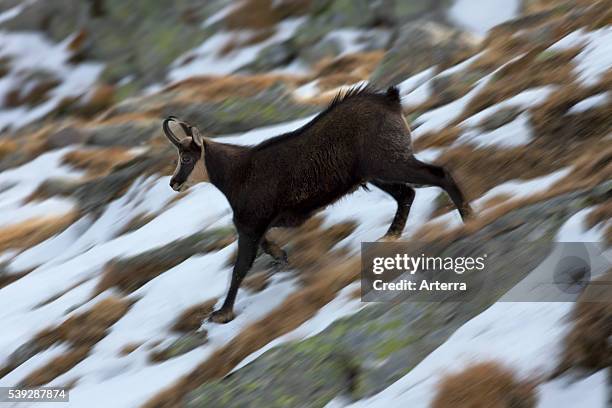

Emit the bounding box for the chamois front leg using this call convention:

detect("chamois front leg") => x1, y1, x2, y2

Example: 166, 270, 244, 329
261, 236, 288, 265
210, 231, 261, 324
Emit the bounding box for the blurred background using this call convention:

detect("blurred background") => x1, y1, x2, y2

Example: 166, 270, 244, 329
0, 0, 610, 407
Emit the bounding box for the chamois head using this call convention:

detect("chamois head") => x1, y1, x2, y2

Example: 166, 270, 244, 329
163, 116, 209, 192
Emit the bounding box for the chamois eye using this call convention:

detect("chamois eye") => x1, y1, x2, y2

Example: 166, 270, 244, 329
181, 156, 192, 164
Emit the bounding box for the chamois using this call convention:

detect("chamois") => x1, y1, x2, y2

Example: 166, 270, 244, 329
163, 86, 473, 323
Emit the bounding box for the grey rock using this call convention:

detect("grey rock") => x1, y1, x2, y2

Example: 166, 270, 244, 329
370, 20, 479, 88
241, 40, 297, 73
47, 127, 86, 148
478, 106, 523, 132
153, 331, 209, 361
85, 121, 159, 147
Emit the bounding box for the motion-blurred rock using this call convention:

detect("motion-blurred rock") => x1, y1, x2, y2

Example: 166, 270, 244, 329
370, 21, 479, 88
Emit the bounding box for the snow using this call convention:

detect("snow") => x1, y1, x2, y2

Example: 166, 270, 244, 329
476, 168, 571, 211
457, 112, 533, 148
460, 86, 556, 128
448, 0, 521, 37
0, 31, 104, 130
549, 27, 612, 86
568, 92, 609, 114
398, 53, 483, 108
294, 80, 320, 99
323, 28, 391, 56
411, 68, 497, 137
168, 18, 305, 82
0, 148, 82, 229
0, 2, 27, 24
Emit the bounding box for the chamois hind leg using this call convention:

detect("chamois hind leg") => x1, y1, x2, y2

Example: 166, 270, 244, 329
374, 156, 473, 221
371, 181, 415, 239
261, 236, 288, 265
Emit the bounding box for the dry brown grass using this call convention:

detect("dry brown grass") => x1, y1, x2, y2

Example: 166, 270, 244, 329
171, 299, 218, 333
76, 84, 116, 117
586, 202, 612, 231
0, 212, 77, 252
554, 270, 612, 377
20, 347, 90, 387
4, 78, 60, 108
313, 52, 385, 85
458, 46, 579, 123
116, 212, 156, 236
224, 0, 311, 30
35, 296, 132, 350
143, 256, 360, 408
14, 297, 131, 386
530, 82, 611, 142
436, 145, 569, 201
242, 271, 271, 293
431, 361, 538, 408
119, 342, 142, 356
62, 148, 135, 177
264, 217, 355, 285
0, 138, 17, 160
414, 127, 462, 150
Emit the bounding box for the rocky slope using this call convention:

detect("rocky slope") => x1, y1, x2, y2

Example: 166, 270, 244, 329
0, 0, 610, 407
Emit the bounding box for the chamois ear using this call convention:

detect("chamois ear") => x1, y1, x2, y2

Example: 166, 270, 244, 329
191, 126, 204, 148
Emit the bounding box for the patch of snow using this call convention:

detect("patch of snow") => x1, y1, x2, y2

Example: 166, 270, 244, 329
538, 372, 607, 408
411, 69, 498, 137
460, 86, 556, 128
476, 168, 571, 211
448, 0, 521, 37
457, 112, 532, 148
294, 80, 320, 99
549, 27, 612, 86
399, 53, 483, 108
0, 196, 75, 228
437, 52, 484, 77
202, 1, 241, 27
324, 28, 391, 56
0, 148, 82, 229
0, 31, 104, 130
168, 18, 305, 82
398, 68, 434, 97
0, 1, 29, 24
556, 208, 608, 243
568, 92, 609, 114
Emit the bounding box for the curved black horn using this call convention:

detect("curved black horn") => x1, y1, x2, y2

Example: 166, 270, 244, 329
162, 116, 181, 147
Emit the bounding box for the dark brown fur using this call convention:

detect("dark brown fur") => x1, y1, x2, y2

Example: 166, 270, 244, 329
163, 86, 473, 323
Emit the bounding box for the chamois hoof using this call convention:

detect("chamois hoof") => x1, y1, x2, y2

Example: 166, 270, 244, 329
460, 204, 475, 221
209, 309, 236, 324
271, 252, 289, 269
380, 233, 401, 242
